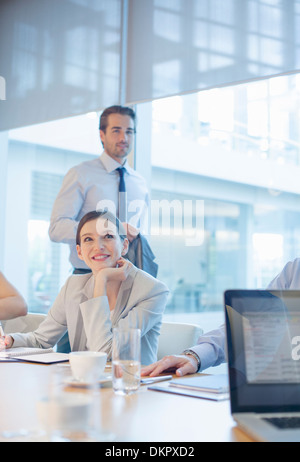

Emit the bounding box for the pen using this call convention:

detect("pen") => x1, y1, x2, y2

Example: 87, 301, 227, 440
140, 375, 173, 385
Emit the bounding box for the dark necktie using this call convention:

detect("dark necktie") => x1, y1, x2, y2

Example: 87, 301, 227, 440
117, 167, 127, 222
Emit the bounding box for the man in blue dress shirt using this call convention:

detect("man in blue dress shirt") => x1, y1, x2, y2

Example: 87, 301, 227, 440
49, 106, 149, 273
141, 259, 300, 377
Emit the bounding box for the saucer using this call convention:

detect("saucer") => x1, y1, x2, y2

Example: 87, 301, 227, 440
65, 372, 112, 388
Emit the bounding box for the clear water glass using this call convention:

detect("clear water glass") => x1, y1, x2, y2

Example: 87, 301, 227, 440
112, 328, 141, 395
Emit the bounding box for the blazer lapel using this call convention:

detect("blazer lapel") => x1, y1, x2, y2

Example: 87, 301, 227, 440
72, 310, 87, 351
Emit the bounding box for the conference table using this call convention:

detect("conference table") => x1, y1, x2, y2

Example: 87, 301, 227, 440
0, 361, 252, 443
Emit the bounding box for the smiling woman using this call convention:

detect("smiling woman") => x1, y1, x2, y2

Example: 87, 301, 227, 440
1, 211, 169, 365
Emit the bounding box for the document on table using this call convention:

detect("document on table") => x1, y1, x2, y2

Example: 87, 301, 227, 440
0, 347, 69, 364
148, 374, 229, 401
169, 374, 229, 393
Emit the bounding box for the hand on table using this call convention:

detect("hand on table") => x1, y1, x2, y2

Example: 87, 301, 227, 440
141, 354, 199, 378
0, 335, 13, 350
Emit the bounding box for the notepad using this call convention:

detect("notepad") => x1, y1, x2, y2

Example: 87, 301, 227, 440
169, 374, 229, 394
0, 347, 69, 364
148, 381, 229, 401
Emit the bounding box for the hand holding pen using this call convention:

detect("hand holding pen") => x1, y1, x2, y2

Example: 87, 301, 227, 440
0, 322, 12, 351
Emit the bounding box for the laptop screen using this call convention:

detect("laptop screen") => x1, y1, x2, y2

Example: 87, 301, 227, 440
225, 290, 300, 413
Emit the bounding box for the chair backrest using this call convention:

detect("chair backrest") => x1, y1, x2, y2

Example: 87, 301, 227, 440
157, 321, 203, 360
2, 312, 47, 334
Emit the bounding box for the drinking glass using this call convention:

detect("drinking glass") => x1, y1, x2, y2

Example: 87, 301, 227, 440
112, 328, 141, 395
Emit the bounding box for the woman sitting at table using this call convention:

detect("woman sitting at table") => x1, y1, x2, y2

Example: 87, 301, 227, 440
0, 272, 27, 320
1, 211, 169, 365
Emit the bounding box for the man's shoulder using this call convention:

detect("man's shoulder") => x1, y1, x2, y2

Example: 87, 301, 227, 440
71, 157, 103, 172
67, 157, 107, 182
281, 258, 300, 274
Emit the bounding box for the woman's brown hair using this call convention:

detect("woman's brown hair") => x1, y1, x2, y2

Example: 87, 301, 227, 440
76, 211, 127, 246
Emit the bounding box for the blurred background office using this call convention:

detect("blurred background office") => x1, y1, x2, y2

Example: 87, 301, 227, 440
1, 0, 300, 333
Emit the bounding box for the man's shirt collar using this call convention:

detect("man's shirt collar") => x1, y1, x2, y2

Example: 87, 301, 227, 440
100, 151, 129, 174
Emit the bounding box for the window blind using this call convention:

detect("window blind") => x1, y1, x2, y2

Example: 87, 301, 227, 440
1, 0, 300, 131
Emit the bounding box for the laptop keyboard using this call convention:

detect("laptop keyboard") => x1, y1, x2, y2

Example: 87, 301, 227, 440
263, 417, 300, 429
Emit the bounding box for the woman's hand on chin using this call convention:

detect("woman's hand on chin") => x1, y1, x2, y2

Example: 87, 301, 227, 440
98, 258, 132, 282
93, 258, 132, 297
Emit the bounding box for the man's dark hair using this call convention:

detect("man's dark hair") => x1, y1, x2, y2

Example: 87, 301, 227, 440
99, 105, 136, 132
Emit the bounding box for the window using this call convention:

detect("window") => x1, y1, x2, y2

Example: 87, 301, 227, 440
4, 113, 100, 310
147, 73, 300, 329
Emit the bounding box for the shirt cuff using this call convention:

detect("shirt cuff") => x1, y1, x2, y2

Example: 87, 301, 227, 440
190, 343, 219, 372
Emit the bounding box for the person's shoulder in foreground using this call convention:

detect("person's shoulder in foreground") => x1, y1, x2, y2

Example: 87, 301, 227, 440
0, 272, 27, 320
267, 258, 300, 290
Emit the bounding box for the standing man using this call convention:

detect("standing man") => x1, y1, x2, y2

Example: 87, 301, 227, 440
49, 106, 150, 273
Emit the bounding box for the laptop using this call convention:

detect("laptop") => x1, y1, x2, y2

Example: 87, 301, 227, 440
225, 289, 300, 442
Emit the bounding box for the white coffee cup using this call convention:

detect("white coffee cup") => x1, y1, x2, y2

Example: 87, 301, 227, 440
69, 351, 107, 382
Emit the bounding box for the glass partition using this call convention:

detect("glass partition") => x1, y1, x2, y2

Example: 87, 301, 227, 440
2, 73, 300, 333
148, 73, 300, 327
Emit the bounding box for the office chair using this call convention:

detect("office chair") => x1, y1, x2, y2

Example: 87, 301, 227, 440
2, 312, 47, 334
157, 321, 203, 360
